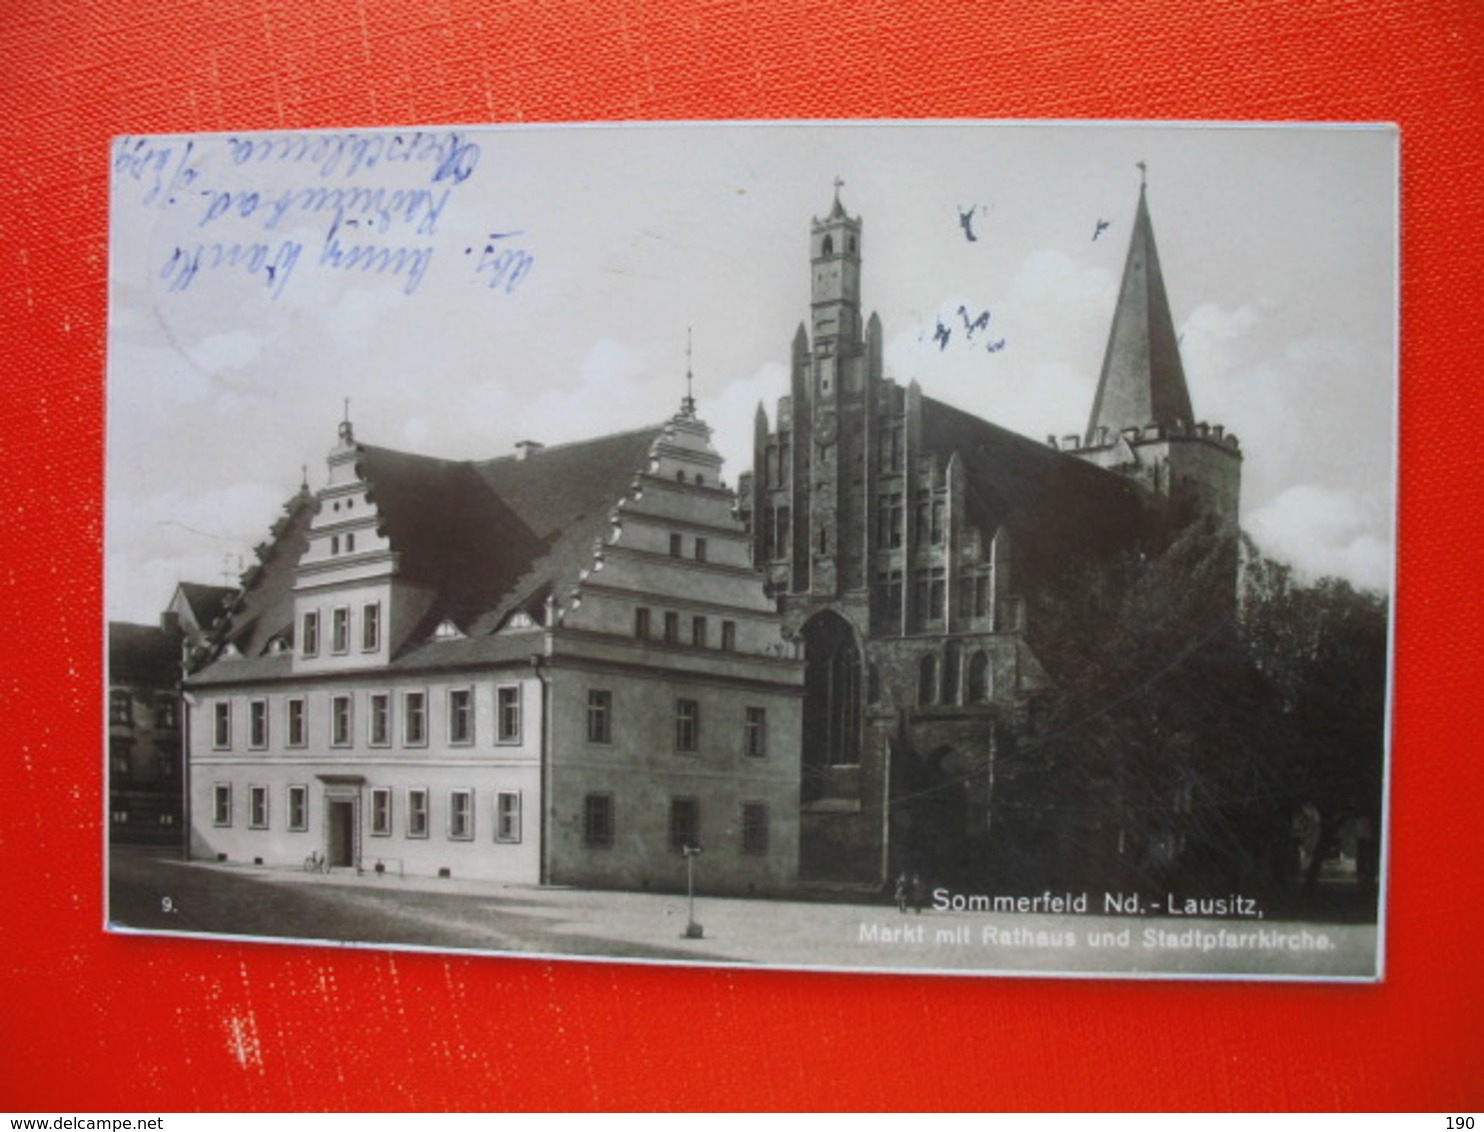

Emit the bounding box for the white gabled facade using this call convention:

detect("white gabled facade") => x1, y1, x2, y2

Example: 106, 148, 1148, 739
187, 402, 804, 893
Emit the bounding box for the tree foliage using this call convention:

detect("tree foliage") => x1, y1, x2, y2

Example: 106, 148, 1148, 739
1009, 520, 1388, 909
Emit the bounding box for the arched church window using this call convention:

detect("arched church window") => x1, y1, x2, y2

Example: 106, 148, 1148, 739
848, 236, 857, 254
822, 235, 834, 257
918, 653, 937, 707
943, 641, 962, 705
801, 614, 863, 792
968, 651, 989, 703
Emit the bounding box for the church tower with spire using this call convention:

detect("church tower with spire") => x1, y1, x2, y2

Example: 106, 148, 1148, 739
1065, 174, 1242, 535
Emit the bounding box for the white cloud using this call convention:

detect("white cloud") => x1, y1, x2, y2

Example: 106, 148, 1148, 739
703, 361, 790, 485
106, 480, 294, 621
1245, 484, 1392, 593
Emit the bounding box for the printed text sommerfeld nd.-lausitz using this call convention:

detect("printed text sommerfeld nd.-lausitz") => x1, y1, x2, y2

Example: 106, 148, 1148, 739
10, 1119, 163, 1130
928, 889, 1263, 918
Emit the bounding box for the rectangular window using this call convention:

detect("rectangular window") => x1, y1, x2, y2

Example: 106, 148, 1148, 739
249, 785, 269, 829
288, 785, 308, 832
694, 537, 707, 562
663, 611, 679, 644
721, 621, 736, 651
775, 506, 791, 558
495, 791, 521, 843
931, 499, 945, 545
879, 493, 903, 548
741, 802, 769, 855
362, 602, 381, 651
286, 698, 307, 747
449, 789, 474, 840
676, 699, 700, 753
212, 783, 232, 827
669, 532, 682, 558
407, 788, 429, 838
331, 694, 352, 746
404, 692, 427, 745
369, 693, 390, 746
370, 787, 392, 836
332, 606, 350, 653
449, 688, 473, 744
744, 706, 767, 758
496, 686, 521, 743
634, 607, 651, 640
302, 610, 320, 657
668, 797, 700, 853
691, 615, 707, 648
212, 701, 231, 749
155, 695, 177, 729
249, 699, 269, 749
109, 690, 133, 725
110, 742, 131, 778
583, 793, 614, 848
587, 689, 612, 744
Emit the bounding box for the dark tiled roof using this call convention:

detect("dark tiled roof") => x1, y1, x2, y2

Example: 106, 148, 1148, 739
109, 621, 181, 684
921, 395, 1143, 563
173, 582, 236, 634
198, 425, 663, 668
220, 489, 317, 659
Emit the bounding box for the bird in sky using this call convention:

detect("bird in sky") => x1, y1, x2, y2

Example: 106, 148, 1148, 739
1093, 218, 1112, 241
957, 204, 981, 242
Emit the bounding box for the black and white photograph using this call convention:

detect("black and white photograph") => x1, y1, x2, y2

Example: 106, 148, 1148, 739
106, 120, 1396, 979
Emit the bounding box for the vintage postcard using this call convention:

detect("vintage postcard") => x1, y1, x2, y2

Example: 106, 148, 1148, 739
106, 121, 1396, 979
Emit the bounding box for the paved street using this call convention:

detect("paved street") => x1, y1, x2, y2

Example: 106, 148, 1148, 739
108, 846, 1379, 978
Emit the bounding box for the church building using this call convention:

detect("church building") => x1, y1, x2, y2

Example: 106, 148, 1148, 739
737, 180, 1241, 887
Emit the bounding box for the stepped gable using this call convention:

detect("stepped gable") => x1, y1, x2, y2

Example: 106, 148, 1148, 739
217, 488, 316, 659
465, 424, 663, 635
920, 394, 1143, 561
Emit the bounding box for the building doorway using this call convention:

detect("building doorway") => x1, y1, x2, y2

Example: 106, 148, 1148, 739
327, 798, 357, 868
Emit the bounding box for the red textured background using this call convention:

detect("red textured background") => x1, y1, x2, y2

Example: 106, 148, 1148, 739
2, 0, 1480, 1112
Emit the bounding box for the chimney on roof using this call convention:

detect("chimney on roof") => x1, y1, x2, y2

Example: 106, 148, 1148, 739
515, 440, 545, 461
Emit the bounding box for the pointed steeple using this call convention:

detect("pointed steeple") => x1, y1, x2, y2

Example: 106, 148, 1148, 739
1084, 175, 1195, 445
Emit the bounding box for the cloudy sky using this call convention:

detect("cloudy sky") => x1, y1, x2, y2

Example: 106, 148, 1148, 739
107, 121, 1396, 624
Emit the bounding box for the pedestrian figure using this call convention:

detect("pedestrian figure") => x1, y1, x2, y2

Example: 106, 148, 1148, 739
909, 872, 925, 914
894, 872, 909, 914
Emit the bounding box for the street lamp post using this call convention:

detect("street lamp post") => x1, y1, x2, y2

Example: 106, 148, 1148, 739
682, 844, 704, 938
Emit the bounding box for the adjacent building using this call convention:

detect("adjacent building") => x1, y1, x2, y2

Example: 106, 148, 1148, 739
109, 583, 233, 845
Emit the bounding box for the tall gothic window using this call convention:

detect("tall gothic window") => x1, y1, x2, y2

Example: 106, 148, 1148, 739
918, 653, 938, 707
968, 651, 990, 703
802, 613, 863, 797
943, 641, 963, 706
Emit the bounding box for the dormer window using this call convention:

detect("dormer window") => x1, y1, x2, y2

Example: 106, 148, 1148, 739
433, 619, 463, 640
506, 611, 535, 630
